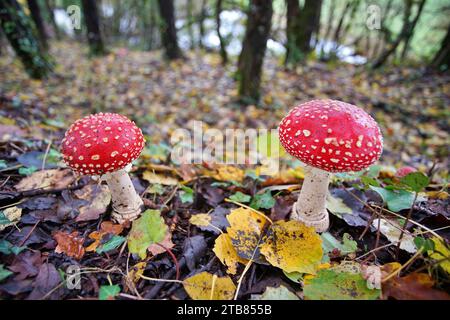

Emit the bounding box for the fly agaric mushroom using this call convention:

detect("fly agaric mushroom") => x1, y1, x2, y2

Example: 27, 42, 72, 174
61, 113, 145, 223
278, 99, 383, 232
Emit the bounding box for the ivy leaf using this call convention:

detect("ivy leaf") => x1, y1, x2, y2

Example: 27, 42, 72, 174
179, 185, 194, 203
229, 191, 251, 203
250, 191, 275, 210
99, 285, 121, 300
400, 172, 429, 193
96, 235, 126, 254
370, 186, 415, 212
0, 265, 13, 282
128, 209, 167, 259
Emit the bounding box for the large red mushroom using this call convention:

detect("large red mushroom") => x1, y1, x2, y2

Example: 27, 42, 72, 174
61, 113, 145, 223
278, 99, 383, 232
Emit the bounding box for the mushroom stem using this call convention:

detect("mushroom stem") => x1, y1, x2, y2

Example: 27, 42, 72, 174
103, 168, 143, 223
291, 166, 330, 232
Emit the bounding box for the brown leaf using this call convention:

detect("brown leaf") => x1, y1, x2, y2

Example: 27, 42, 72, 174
26, 263, 62, 300
53, 231, 85, 260
148, 231, 174, 256
15, 169, 76, 192
382, 272, 450, 300
74, 184, 112, 222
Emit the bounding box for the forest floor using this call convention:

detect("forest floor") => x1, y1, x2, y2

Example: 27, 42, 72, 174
0, 42, 449, 300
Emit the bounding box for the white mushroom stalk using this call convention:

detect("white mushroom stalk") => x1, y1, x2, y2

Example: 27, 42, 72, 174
291, 166, 330, 232
103, 165, 144, 223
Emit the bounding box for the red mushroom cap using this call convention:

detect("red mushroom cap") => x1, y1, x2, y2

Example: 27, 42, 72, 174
61, 113, 145, 175
278, 99, 383, 173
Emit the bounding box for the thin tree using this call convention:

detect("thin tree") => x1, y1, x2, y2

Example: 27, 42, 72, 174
216, 0, 227, 64
237, 0, 273, 103
400, 0, 426, 60
27, 0, 49, 50
157, 0, 182, 59
198, 0, 207, 48
430, 23, 450, 70
372, 0, 424, 69
0, 0, 53, 78
81, 0, 107, 56
285, 0, 322, 64
44, 0, 60, 40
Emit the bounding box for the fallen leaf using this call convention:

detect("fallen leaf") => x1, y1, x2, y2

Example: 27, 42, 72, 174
183, 272, 236, 300
190, 214, 211, 227
382, 272, 450, 300
370, 186, 415, 212
213, 233, 248, 275
251, 285, 299, 300
148, 231, 175, 256
0, 265, 13, 282
99, 285, 121, 300
96, 235, 126, 254
128, 209, 167, 259
428, 237, 450, 274
53, 231, 85, 260
372, 218, 417, 253
142, 171, 179, 185
128, 262, 147, 283
226, 208, 268, 261
27, 263, 62, 300
303, 267, 381, 300
15, 169, 75, 192
260, 220, 323, 274
0, 206, 22, 231
206, 165, 245, 183
74, 184, 112, 222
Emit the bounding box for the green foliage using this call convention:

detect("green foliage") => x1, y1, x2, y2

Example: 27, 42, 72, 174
0, 239, 26, 255
99, 285, 121, 300
414, 237, 435, 251
400, 172, 429, 193
18, 165, 38, 175
179, 185, 194, 203
229, 191, 251, 203
128, 209, 167, 259
96, 236, 126, 254
370, 186, 415, 212
0, 265, 13, 282
250, 191, 275, 210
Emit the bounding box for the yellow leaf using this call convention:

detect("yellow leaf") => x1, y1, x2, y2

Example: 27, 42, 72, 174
425, 191, 448, 200
213, 233, 248, 275
183, 272, 236, 300
128, 262, 147, 283
208, 165, 245, 183
428, 237, 450, 274
0, 206, 22, 231
189, 214, 211, 227
260, 220, 323, 274
226, 208, 269, 260
142, 171, 179, 185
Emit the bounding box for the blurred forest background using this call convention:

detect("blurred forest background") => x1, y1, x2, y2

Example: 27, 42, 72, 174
0, 0, 449, 300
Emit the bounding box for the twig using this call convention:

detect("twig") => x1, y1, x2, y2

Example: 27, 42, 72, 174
41, 139, 53, 170
225, 198, 273, 225
382, 248, 424, 283
19, 220, 40, 247
396, 192, 418, 259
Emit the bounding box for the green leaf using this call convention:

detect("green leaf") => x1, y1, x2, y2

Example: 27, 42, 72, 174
367, 165, 381, 178
303, 269, 380, 300
96, 236, 126, 254
0, 160, 7, 170
251, 285, 299, 300
321, 232, 357, 256
229, 191, 251, 203
414, 237, 435, 251
361, 176, 380, 187
250, 191, 275, 210
147, 183, 164, 195
401, 172, 429, 193
0, 212, 11, 225
0, 239, 26, 255
99, 285, 121, 300
370, 186, 415, 212
283, 270, 303, 283
0, 265, 13, 282
128, 210, 167, 259
18, 166, 37, 176
179, 185, 194, 203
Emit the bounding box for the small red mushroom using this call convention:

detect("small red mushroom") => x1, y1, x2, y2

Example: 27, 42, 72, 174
278, 99, 383, 232
395, 166, 416, 178
61, 113, 145, 223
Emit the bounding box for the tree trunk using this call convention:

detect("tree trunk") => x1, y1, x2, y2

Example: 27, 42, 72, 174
285, 0, 322, 64
430, 23, 450, 70
216, 0, 227, 64
187, 0, 195, 48
81, 0, 106, 56
44, 0, 60, 40
238, 0, 273, 103
198, 0, 207, 48
372, 0, 413, 69
157, 0, 181, 59
332, 1, 352, 47
400, 0, 426, 60
0, 0, 53, 79
27, 0, 48, 50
